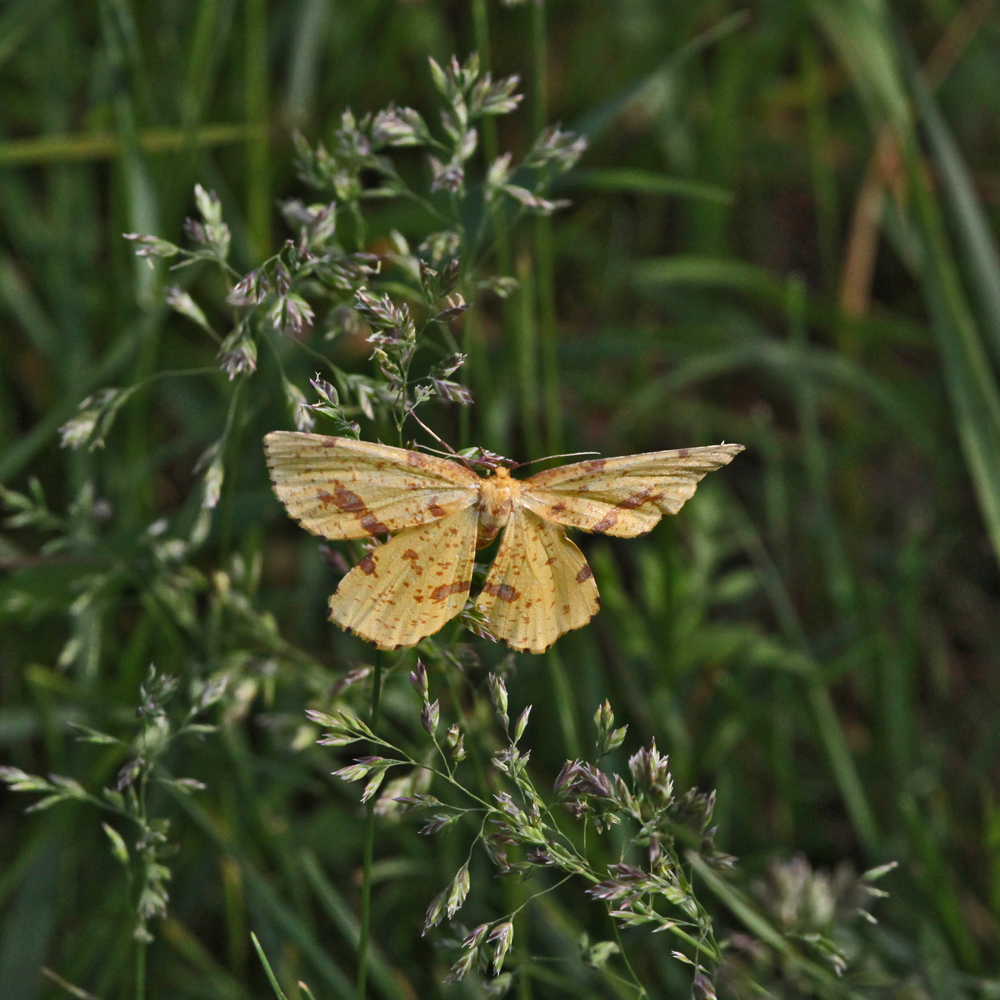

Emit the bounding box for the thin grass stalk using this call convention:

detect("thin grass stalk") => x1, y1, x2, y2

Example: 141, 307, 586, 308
530, 0, 562, 457
472, 0, 500, 169
786, 275, 854, 616
730, 498, 880, 856
903, 138, 1000, 567
516, 253, 543, 457
799, 34, 839, 298
356, 652, 383, 1000
135, 938, 146, 1000
546, 648, 581, 759
99, 0, 161, 531
0, 124, 266, 166
300, 849, 415, 1000
471, 0, 511, 452
245, 0, 270, 262
170, 787, 355, 997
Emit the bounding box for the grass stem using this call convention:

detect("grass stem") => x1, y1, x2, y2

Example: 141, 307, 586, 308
245, 0, 270, 262
135, 937, 146, 1000
356, 652, 383, 1000
529, 0, 563, 457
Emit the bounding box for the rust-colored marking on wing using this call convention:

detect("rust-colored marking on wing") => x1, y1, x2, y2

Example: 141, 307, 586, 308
476, 507, 600, 653
482, 582, 518, 602
592, 510, 618, 532
619, 488, 663, 510
264, 431, 480, 542
332, 485, 365, 511
359, 512, 389, 535
521, 443, 745, 539
328, 504, 479, 650
266, 431, 743, 651
430, 580, 472, 601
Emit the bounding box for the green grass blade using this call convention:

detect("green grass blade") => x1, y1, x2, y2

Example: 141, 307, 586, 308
251, 933, 289, 1000
172, 793, 356, 1000
633, 255, 786, 307
0, 0, 58, 68
572, 11, 750, 142
907, 146, 1000, 566
299, 849, 415, 1000
567, 168, 733, 205
0, 124, 267, 166
245, 0, 271, 261
285, 0, 331, 127
910, 60, 1000, 365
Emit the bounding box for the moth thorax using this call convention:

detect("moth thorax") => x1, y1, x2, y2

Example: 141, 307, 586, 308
475, 472, 519, 549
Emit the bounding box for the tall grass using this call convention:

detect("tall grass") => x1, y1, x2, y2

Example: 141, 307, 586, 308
2, 1, 1000, 998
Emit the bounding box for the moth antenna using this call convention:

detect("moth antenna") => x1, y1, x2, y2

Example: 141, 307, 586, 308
416, 442, 475, 468
512, 450, 601, 471
407, 408, 460, 455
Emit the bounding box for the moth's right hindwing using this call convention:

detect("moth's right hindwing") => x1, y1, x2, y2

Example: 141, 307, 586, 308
475, 506, 599, 653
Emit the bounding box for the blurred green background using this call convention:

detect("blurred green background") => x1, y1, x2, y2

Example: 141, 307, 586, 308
3, 0, 1000, 997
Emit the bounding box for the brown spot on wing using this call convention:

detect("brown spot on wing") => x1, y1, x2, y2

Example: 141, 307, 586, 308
482, 582, 518, 603
576, 565, 594, 583
359, 512, 390, 535
676, 448, 689, 458
618, 488, 664, 510
402, 549, 419, 561
592, 510, 618, 532
585, 459, 606, 472
332, 485, 366, 512
430, 580, 472, 601
358, 553, 377, 576
407, 452, 426, 468
550, 501, 567, 513
428, 502, 447, 517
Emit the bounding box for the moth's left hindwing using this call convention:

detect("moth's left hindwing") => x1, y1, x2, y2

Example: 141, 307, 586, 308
330, 505, 480, 650
264, 431, 480, 539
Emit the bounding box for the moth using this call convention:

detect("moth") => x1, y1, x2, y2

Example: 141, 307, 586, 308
264, 432, 743, 653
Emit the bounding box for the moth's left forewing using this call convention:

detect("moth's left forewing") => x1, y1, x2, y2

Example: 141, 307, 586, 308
265, 431, 480, 539
521, 443, 744, 538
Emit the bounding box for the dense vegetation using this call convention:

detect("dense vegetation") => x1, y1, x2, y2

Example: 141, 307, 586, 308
3, 1, 1000, 998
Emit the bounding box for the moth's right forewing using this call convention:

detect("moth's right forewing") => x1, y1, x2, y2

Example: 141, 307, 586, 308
521, 443, 743, 538
264, 431, 480, 539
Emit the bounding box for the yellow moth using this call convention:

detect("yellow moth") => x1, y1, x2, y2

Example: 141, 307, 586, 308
264, 432, 743, 653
